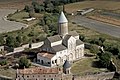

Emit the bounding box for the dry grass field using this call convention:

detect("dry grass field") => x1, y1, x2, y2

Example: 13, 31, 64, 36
65, 1, 120, 13
0, 0, 44, 9
71, 57, 108, 76
88, 15, 120, 26
0, 68, 16, 79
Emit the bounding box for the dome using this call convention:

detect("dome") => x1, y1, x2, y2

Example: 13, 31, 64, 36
63, 60, 71, 69
59, 12, 68, 23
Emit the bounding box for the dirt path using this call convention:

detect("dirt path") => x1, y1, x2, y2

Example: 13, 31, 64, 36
0, 9, 27, 33
72, 16, 120, 38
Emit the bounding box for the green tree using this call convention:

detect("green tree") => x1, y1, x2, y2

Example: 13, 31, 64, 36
90, 45, 99, 55
90, 38, 103, 46
6, 35, 15, 47
53, 6, 60, 13
39, 19, 45, 26
0, 35, 4, 46
24, 5, 31, 12
46, 3, 54, 13
99, 52, 112, 68
16, 35, 23, 45
103, 43, 120, 55
29, 11, 34, 18
43, 25, 49, 33
22, 35, 29, 44
0, 60, 7, 66
99, 37, 105, 43
19, 57, 31, 68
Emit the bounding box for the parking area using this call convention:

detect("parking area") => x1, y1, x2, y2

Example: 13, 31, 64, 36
0, 9, 27, 33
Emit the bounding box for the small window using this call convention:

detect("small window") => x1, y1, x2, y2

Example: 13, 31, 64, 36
51, 78, 54, 80
37, 59, 40, 62
55, 60, 57, 63
59, 68, 61, 71
27, 76, 29, 78
60, 52, 62, 54
33, 75, 34, 77
48, 62, 50, 64
43, 75, 45, 77
52, 61, 54, 64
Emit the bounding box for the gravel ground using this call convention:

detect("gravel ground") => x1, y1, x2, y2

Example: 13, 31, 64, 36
0, 9, 27, 33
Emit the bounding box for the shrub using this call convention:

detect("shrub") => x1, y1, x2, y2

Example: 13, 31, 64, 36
99, 52, 112, 68
19, 57, 31, 69
90, 44, 99, 55
0, 60, 7, 66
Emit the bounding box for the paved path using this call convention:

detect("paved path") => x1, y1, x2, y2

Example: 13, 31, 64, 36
72, 16, 120, 38
0, 9, 27, 33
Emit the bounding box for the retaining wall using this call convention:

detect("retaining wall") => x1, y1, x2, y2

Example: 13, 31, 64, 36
74, 72, 115, 80
0, 41, 44, 56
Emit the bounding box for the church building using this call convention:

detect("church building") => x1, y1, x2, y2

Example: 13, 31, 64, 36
37, 12, 84, 67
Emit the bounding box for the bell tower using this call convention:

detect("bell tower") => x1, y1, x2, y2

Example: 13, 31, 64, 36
58, 12, 68, 38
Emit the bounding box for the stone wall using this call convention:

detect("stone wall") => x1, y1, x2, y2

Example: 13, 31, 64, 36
74, 72, 115, 80
31, 41, 44, 49
0, 41, 44, 56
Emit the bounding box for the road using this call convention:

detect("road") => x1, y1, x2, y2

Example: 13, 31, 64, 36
72, 16, 120, 38
0, 9, 27, 33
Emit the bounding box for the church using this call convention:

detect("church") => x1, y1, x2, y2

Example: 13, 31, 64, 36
37, 12, 84, 67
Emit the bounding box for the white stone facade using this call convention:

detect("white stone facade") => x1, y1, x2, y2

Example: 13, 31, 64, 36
37, 12, 84, 67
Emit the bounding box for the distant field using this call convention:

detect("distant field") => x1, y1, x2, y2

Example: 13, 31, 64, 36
65, 1, 120, 13
0, 0, 44, 9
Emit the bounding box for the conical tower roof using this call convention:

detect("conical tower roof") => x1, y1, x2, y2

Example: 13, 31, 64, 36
59, 11, 68, 23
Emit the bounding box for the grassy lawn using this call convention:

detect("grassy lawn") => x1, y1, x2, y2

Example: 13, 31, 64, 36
9, 11, 29, 19
7, 11, 29, 23
65, 1, 120, 13
71, 57, 108, 76
7, 11, 44, 24
0, 67, 16, 79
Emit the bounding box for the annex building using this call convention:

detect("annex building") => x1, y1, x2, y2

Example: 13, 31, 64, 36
37, 12, 84, 67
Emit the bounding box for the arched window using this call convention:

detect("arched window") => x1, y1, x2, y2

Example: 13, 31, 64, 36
69, 53, 73, 61
57, 57, 62, 64
64, 55, 67, 61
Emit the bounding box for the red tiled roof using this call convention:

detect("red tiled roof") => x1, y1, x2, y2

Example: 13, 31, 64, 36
37, 52, 55, 59
18, 67, 60, 75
